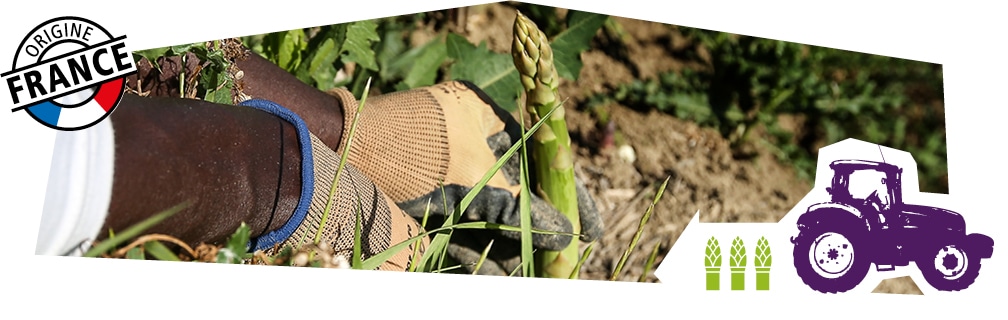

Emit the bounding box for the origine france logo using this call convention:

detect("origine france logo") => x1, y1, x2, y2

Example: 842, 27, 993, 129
3, 16, 137, 131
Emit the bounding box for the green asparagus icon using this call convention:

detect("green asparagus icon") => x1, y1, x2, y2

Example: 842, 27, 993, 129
704, 236, 722, 290
754, 236, 772, 291
730, 237, 746, 291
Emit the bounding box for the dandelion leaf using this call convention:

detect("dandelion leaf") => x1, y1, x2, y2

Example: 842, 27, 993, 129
551, 11, 607, 80
447, 33, 523, 112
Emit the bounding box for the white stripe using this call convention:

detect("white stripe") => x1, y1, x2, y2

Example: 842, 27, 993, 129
35, 118, 114, 256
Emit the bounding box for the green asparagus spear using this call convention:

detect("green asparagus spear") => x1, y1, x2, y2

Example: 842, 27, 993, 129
512, 10, 581, 278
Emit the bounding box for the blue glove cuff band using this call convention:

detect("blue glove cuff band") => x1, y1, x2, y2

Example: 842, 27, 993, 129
239, 98, 315, 252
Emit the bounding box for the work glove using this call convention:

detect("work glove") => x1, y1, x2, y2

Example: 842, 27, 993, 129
95, 94, 425, 271
240, 99, 429, 271
442, 179, 600, 275
324, 80, 603, 273
226, 49, 602, 274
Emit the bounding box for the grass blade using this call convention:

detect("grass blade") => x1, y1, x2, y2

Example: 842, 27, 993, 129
83, 200, 192, 258
413, 99, 562, 273
407, 198, 433, 272
313, 77, 373, 245
638, 241, 662, 282
569, 241, 596, 279
471, 239, 494, 275
415, 183, 454, 273
517, 97, 535, 277
125, 247, 144, 260
360, 221, 573, 271
351, 193, 364, 269
429, 265, 464, 273
144, 241, 181, 262
610, 176, 670, 281
365, 101, 562, 272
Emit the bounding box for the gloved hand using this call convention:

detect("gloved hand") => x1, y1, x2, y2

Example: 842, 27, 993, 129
324, 81, 603, 259
240, 99, 429, 271
443, 179, 599, 275
96, 94, 425, 271
229, 49, 603, 274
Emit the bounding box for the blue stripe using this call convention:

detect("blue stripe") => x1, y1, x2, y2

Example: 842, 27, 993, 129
27, 102, 62, 126
239, 99, 315, 252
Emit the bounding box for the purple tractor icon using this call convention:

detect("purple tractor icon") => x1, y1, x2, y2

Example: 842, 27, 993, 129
791, 159, 994, 293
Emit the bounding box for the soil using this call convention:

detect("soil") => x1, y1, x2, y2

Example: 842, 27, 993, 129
450, 2, 921, 294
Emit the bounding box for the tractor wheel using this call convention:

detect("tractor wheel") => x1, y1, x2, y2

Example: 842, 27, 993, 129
793, 219, 871, 293
917, 242, 981, 291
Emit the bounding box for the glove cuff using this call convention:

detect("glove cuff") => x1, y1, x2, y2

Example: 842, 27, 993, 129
239, 99, 317, 252
240, 98, 427, 270
279, 133, 427, 270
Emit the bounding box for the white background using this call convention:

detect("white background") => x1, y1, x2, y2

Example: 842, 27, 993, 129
1, 1, 1004, 318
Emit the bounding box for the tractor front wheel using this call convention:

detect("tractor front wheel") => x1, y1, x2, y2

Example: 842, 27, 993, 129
917, 242, 981, 291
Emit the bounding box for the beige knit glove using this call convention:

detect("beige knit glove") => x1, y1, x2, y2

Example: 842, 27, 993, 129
325, 80, 602, 260
242, 99, 428, 272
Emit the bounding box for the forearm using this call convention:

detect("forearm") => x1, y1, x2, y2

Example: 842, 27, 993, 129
100, 94, 303, 247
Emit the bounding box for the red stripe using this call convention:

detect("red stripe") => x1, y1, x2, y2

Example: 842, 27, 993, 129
94, 78, 124, 112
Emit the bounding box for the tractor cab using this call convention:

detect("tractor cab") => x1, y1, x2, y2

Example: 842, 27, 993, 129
826, 160, 904, 227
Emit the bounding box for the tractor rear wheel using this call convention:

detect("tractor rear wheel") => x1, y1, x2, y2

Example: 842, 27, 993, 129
793, 218, 871, 293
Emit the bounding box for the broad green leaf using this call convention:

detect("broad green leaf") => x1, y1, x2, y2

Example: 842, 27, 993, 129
552, 11, 607, 80
292, 25, 344, 88
394, 36, 447, 90
201, 77, 232, 105
254, 33, 279, 62
377, 29, 407, 81
226, 223, 249, 258
217, 222, 250, 264
133, 47, 171, 64
445, 10, 603, 112
446, 33, 522, 112
272, 30, 308, 72
217, 248, 240, 264
170, 43, 198, 55
198, 61, 233, 105
307, 38, 341, 91
341, 20, 380, 71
